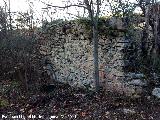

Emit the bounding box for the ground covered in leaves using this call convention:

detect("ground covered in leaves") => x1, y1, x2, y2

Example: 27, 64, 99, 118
1, 80, 160, 120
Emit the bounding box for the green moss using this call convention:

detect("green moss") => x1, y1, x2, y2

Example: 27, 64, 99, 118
76, 17, 91, 31
41, 17, 127, 38
76, 17, 126, 37
0, 98, 9, 108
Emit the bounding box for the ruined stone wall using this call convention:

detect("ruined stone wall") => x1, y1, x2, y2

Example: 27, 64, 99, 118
38, 20, 144, 96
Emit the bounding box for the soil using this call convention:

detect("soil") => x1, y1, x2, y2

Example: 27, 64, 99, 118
1, 81, 160, 120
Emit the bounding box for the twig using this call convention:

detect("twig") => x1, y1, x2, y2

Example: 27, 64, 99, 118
39, 0, 87, 9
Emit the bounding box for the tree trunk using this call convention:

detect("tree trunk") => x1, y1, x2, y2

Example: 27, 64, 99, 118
84, 0, 100, 92
8, 0, 12, 31
141, 4, 150, 57
92, 24, 100, 92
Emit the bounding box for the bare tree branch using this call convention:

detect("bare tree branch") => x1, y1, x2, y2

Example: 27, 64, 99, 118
83, 0, 93, 19
66, 12, 82, 18
39, 0, 87, 9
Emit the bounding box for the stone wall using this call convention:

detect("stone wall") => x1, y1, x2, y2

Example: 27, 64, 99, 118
38, 20, 144, 96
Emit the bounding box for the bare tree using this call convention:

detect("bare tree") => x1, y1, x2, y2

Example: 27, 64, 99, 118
83, 0, 101, 92
0, 7, 7, 39
8, 0, 12, 31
